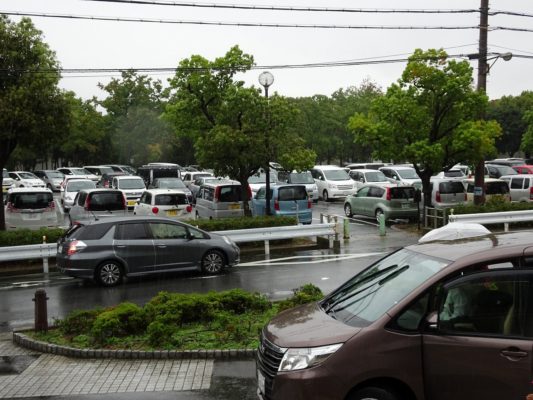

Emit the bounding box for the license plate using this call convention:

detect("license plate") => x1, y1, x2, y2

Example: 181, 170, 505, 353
127, 200, 136, 206
22, 213, 40, 220
166, 210, 178, 216
228, 204, 240, 210
257, 369, 265, 395
401, 203, 411, 209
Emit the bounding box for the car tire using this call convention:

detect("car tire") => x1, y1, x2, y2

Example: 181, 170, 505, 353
201, 250, 225, 275
344, 203, 353, 217
96, 261, 124, 287
348, 386, 399, 400
323, 190, 329, 202
375, 208, 385, 222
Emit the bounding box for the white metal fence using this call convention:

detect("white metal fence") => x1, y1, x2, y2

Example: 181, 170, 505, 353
448, 210, 533, 231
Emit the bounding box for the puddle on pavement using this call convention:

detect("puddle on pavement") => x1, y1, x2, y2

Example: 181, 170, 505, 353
0, 355, 40, 375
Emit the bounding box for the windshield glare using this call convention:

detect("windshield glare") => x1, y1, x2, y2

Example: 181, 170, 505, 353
398, 169, 419, 179
323, 169, 350, 181
322, 248, 449, 328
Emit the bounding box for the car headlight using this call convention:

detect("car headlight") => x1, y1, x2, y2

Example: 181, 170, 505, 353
278, 343, 342, 372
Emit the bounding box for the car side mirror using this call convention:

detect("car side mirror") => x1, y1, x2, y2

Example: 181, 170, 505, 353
425, 311, 438, 331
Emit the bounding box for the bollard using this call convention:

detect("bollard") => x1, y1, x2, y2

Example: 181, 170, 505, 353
343, 217, 350, 240
33, 289, 49, 332
333, 216, 341, 251
42, 236, 49, 274
378, 214, 386, 236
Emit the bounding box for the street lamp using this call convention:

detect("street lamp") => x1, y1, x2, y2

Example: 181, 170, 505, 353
258, 71, 274, 216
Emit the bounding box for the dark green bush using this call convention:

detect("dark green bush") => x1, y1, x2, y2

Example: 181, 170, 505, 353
0, 227, 66, 247
147, 320, 177, 347
452, 197, 533, 215
206, 289, 270, 314
91, 302, 147, 343
57, 308, 103, 336
277, 284, 324, 312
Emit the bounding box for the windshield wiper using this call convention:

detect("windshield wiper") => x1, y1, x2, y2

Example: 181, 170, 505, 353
323, 265, 398, 313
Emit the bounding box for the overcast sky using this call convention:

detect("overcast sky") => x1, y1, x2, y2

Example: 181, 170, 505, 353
3, 0, 533, 101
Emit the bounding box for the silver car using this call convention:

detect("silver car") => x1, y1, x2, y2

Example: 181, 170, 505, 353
4, 188, 58, 230
33, 170, 65, 192
57, 216, 240, 286
68, 189, 127, 226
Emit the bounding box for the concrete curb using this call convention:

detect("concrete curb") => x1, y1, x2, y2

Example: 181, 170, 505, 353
13, 331, 257, 360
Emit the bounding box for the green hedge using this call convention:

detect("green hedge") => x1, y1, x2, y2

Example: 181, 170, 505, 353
451, 196, 533, 215
0, 216, 298, 247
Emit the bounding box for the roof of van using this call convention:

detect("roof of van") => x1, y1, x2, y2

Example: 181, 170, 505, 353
7, 187, 53, 193
313, 165, 344, 170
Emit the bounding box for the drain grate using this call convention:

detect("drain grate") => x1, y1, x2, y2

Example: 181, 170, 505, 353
0, 355, 40, 375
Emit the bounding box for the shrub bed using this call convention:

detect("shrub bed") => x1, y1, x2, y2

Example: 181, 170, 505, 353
31, 285, 323, 350
451, 196, 533, 215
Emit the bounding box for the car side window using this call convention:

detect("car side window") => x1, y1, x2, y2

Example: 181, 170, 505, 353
149, 223, 187, 239
368, 187, 385, 198
511, 178, 524, 189
115, 223, 149, 240
357, 187, 370, 197
525, 179, 531, 189
256, 187, 266, 200
205, 188, 214, 201
77, 192, 87, 206
438, 271, 533, 337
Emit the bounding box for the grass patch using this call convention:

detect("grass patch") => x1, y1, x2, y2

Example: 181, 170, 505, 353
28, 285, 322, 350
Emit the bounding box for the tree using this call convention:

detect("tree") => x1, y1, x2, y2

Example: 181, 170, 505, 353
164, 46, 315, 209
349, 49, 501, 210
0, 16, 69, 230
488, 91, 533, 157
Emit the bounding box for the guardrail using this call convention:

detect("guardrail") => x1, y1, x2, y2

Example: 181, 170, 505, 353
0, 223, 338, 271
448, 210, 533, 232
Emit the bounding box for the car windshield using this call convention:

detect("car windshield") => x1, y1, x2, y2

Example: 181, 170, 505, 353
321, 248, 449, 328
248, 174, 276, 184
289, 172, 314, 184
156, 179, 186, 189
398, 169, 419, 179
19, 172, 38, 179
45, 171, 64, 179
365, 171, 388, 182
323, 169, 350, 181
67, 181, 96, 192
70, 168, 92, 175
118, 179, 145, 189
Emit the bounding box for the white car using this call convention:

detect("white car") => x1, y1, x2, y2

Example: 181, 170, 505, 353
379, 166, 422, 189
4, 188, 58, 230
181, 171, 214, 189
8, 171, 46, 188
133, 189, 193, 221
348, 169, 392, 190
248, 173, 278, 197
61, 178, 96, 211
311, 165, 356, 201
111, 175, 146, 209
57, 167, 99, 183
2, 168, 15, 193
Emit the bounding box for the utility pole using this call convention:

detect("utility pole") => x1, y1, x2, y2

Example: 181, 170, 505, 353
474, 0, 489, 205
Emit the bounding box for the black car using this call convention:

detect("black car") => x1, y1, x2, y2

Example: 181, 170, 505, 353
57, 216, 240, 286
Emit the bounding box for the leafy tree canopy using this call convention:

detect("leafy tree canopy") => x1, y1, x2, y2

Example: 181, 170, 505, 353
349, 48, 501, 205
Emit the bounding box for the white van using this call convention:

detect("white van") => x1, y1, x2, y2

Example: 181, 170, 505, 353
195, 180, 245, 219
111, 175, 146, 209
500, 174, 533, 202
379, 165, 422, 188
311, 166, 356, 201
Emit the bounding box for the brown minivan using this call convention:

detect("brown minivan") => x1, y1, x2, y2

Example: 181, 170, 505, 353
257, 230, 533, 400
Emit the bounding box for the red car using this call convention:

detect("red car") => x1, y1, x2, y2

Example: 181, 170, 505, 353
513, 165, 533, 174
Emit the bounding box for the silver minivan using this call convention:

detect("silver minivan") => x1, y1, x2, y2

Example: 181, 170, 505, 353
194, 180, 245, 219
68, 189, 127, 225
428, 178, 467, 208
4, 188, 58, 230
500, 174, 533, 202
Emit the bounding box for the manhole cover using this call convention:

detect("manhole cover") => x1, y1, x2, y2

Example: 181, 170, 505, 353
0, 355, 40, 375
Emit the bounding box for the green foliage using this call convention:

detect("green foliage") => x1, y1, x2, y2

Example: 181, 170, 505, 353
91, 302, 147, 344
451, 198, 533, 215
57, 309, 103, 336
277, 284, 324, 312
45, 286, 320, 350
0, 228, 65, 247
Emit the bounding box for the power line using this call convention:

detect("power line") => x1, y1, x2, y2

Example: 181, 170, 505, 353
0, 11, 483, 30
80, 0, 480, 15
491, 9, 533, 18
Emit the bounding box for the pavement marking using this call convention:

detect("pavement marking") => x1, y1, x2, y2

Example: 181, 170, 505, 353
239, 252, 384, 267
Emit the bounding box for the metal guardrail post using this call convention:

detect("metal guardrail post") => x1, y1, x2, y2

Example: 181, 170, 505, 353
343, 217, 350, 239
33, 289, 49, 332
264, 240, 270, 256
42, 236, 49, 274
378, 214, 386, 236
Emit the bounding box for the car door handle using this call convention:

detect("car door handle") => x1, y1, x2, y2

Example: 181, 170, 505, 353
115, 245, 126, 248
501, 348, 528, 360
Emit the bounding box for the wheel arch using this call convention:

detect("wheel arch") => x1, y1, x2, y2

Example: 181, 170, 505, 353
345, 377, 417, 400
94, 258, 127, 280
202, 247, 228, 265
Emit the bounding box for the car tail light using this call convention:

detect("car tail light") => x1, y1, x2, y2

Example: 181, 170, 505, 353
84, 195, 91, 210
464, 193, 467, 201
67, 240, 87, 256
530, 187, 533, 200
152, 207, 159, 214
436, 191, 441, 203
307, 199, 312, 209
214, 186, 221, 203
186, 205, 192, 213
274, 199, 280, 211
385, 187, 391, 201
6, 202, 19, 213
247, 185, 252, 200
122, 194, 127, 209
45, 201, 55, 212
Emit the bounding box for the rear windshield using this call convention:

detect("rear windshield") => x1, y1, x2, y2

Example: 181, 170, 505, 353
278, 186, 308, 201
88, 192, 125, 211
155, 193, 188, 205
218, 186, 242, 202
68, 180, 96, 192
288, 172, 314, 184
390, 187, 415, 199
45, 171, 64, 178
486, 182, 510, 195
444, 170, 464, 178
323, 169, 350, 181
118, 179, 145, 190
439, 181, 465, 194
8, 192, 53, 209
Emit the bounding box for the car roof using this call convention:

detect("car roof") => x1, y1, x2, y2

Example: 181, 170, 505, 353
79, 188, 123, 194
113, 175, 143, 180
7, 187, 52, 193
77, 215, 201, 227
463, 178, 506, 183
144, 189, 189, 195
201, 179, 240, 187
501, 174, 533, 178
380, 165, 415, 170
313, 165, 344, 170
408, 230, 533, 264
352, 169, 385, 173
